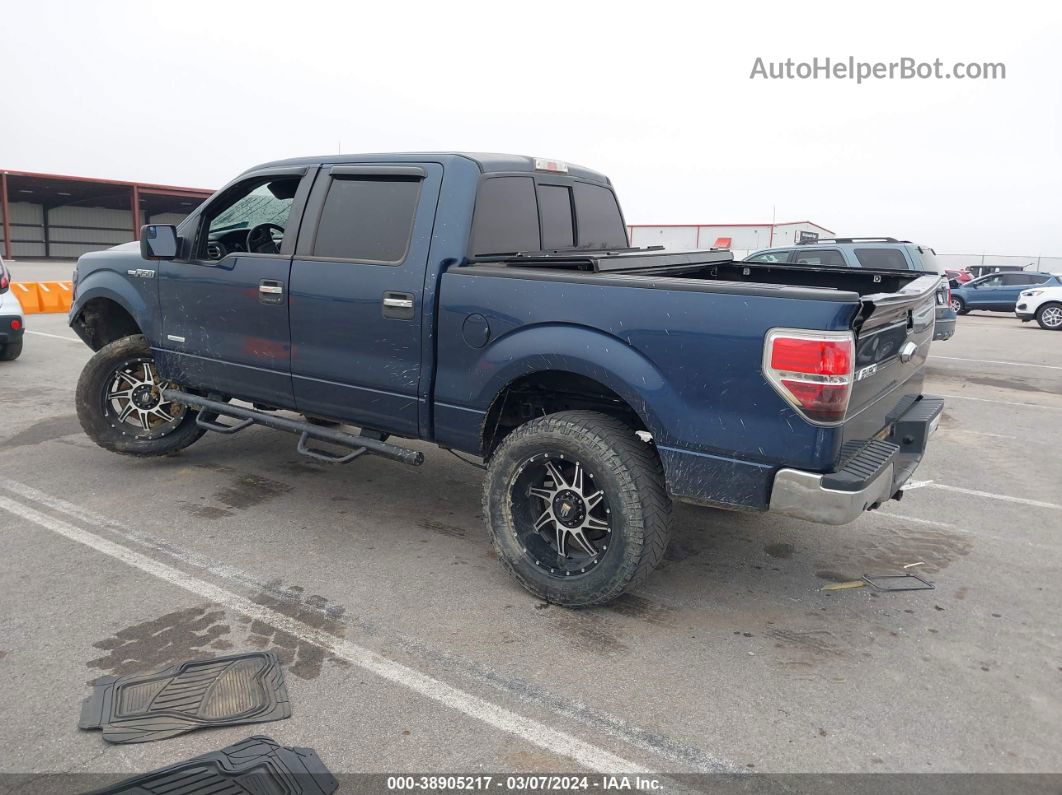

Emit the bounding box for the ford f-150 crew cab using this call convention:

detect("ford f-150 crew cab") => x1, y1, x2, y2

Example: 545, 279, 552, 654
69, 153, 943, 606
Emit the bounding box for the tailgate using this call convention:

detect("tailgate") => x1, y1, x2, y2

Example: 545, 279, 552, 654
844, 274, 940, 440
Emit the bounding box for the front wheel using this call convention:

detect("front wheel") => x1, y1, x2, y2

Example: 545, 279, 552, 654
75, 334, 206, 456
483, 411, 672, 607
950, 297, 967, 315
1035, 303, 1062, 331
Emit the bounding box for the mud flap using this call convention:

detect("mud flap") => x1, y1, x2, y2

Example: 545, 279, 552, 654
84, 735, 337, 794
79, 652, 290, 744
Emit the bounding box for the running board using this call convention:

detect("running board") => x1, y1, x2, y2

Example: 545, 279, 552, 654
161, 389, 424, 467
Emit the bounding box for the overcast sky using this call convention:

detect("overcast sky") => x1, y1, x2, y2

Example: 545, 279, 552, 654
4, 0, 1059, 255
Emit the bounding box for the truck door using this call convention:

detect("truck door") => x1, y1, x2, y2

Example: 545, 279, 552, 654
288, 163, 442, 437
156, 167, 315, 408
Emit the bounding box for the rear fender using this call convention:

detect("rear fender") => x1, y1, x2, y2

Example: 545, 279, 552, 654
468, 323, 677, 441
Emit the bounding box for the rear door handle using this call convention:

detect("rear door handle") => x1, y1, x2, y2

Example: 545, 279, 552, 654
259, 279, 284, 304
382, 291, 415, 319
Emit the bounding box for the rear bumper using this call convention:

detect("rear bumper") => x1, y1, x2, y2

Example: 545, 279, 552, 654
0, 314, 24, 344
768, 396, 943, 525
934, 310, 956, 340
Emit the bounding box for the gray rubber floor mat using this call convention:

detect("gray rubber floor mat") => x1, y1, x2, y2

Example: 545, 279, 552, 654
83, 735, 337, 794
79, 651, 291, 743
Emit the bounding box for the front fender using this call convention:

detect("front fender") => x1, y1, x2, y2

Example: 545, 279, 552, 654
70, 266, 158, 344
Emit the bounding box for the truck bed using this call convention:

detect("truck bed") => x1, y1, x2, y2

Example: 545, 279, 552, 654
470, 247, 925, 297
438, 249, 939, 512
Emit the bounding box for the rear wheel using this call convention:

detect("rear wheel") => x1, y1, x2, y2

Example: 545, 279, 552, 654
75, 335, 206, 456
950, 297, 967, 315
0, 340, 22, 361
483, 411, 671, 607
1036, 302, 1062, 330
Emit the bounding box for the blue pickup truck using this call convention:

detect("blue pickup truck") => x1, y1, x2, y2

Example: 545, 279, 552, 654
69, 153, 943, 606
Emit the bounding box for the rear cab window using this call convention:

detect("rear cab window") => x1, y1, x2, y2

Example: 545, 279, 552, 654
470, 175, 627, 257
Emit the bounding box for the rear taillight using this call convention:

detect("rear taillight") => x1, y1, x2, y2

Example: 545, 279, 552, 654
10, 319, 21, 330
763, 329, 854, 423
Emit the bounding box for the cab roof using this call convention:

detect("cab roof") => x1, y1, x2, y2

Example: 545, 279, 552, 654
244, 152, 612, 185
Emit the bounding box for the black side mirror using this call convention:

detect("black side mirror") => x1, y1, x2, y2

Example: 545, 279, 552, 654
140, 224, 179, 260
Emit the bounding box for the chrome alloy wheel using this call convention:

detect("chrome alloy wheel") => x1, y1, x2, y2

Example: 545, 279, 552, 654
1040, 305, 1062, 328
509, 454, 613, 577
103, 357, 186, 439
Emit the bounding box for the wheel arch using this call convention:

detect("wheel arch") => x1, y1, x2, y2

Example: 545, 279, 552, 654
70, 276, 149, 351
471, 324, 675, 459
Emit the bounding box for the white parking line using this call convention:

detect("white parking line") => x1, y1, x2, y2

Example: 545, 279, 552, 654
931, 355, 1062, 371
25, 330, 81, 343
937, 393, 1062, 411
0, 481, 738, 773
0, 493, 649, 774
924, 483, 1062, 511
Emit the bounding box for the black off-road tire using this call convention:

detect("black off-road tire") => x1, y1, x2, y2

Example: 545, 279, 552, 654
75, 334, 206, 456
0, 340, 22, 361
483, 410, 672, 607
1035, 302, 1062, 330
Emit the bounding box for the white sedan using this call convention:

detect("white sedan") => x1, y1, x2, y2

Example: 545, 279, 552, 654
1016, 282, 1062, 330
0, 255, 25, 360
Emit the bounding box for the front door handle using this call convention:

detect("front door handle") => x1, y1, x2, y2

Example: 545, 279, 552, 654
382, 291, 415, 319
259, 279, 284, 305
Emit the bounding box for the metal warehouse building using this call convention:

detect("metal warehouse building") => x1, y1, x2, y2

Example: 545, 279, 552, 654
628, 221, 834, 256
0, 170, 212, 260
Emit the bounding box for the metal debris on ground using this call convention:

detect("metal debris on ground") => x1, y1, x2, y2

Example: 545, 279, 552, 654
861, 571, 936, 591
79, 651, 290, 744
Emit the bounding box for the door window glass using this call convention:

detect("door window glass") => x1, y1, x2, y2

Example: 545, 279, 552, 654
312, 177, 421, 262
853, 248, 910, 270
793, 249, 847, 267
747, 251, 791, 263
201, 177, 301, 260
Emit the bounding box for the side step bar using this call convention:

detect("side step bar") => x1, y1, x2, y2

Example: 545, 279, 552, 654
161, 389, 424, 467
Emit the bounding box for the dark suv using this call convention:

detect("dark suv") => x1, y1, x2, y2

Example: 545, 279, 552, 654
746, 237, 956, 341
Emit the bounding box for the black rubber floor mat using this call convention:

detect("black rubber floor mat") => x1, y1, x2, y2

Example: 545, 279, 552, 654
80, 651, 290, 743
84, 735, 337, 794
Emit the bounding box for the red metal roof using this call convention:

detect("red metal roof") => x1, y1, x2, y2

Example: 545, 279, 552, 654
0, 168, 213, 196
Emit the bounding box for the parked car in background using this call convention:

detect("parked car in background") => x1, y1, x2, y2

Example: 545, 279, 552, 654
0, 255, 25, 361
745, 237, 956, 341
949, 271, 1062, 315
945, 268, 972, 284
1015, 282, 1062, 330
